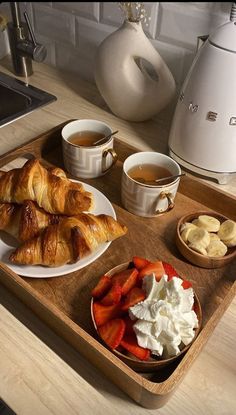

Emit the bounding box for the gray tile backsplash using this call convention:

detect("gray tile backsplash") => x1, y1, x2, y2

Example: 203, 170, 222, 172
0, 2, 232, 87
33, 3, 76, 45
53, 2, 100, 21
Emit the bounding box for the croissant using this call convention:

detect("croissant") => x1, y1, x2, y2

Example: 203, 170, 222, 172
47, 166, 67, 178
0, 159, 93, 215
9, 213, 128, 267
0, 165, 77, 241
0, 200, 59, 242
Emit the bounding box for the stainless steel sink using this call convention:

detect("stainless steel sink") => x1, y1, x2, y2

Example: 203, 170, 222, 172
0, 71, 57, 127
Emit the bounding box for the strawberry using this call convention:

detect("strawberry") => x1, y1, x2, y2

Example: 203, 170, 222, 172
160, 262, 192, 288
138, 260, 165, 281
98, 318, 125, 349
92, 301, 122, 327
121, 287, 146, 311
182, 280, 192, 289
192, 301, 199, 314
123, 316, 136, 335
120, 333, 151, 361
91, 275, 112, 298
101, 282, 122, 306
162, 261, 178, 280
112, 268, 138, 295
132, 256, 150, 270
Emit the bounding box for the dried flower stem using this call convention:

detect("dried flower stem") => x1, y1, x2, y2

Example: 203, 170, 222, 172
118, 2, 150, 25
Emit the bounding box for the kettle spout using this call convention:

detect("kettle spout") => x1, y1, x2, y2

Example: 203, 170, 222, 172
196, 34, 208, 53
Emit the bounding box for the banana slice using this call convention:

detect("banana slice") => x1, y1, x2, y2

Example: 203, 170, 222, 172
189, 243, 208, 256
222, 234, 236, 248
197, 215, 220, 232
187, 227, 210, 248
206, 240, 227, 257
180, 222, 197, 243
209, 233, 220, 241
192, 219, 199, 226
218, 220, 236, 242
180, 222, 195, 233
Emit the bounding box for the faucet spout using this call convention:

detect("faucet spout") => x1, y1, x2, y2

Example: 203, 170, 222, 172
10, 2, 21, 28
7, 2, 47, 77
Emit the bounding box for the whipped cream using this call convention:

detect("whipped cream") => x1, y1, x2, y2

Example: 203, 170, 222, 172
129, 274, 198, 357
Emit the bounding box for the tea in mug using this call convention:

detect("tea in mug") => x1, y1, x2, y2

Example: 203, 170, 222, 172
127, 164, 172, 186
68, 130, 105, 147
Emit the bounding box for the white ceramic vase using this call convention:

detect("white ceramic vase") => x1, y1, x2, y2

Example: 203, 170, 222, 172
95, 20, 176, 122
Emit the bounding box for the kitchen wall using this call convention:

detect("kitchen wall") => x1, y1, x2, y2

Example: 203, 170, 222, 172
0, 2, 232, 90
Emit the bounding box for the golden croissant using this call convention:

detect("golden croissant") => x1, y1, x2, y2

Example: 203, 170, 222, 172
0, 159, 93, 215
9, 214, 128, 267
0, 200, 59, 242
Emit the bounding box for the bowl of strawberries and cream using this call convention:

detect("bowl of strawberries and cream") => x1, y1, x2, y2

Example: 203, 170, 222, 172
91, 257, 202, 372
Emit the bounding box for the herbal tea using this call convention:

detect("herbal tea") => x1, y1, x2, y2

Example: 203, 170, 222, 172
128, 164, 172, 185
68, 130, 105, 146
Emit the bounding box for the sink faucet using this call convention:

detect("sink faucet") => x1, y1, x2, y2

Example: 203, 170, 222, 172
7, 2, 47, 77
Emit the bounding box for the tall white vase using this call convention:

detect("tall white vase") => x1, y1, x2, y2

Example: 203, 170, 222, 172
95, 20, 176, 122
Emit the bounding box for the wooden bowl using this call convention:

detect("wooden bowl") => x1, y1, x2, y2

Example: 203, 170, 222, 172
91, 262, 202, 373
176, 211, 236, 269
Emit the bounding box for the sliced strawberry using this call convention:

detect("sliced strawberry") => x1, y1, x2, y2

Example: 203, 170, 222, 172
98, 318, 125, 349
112, 268, 138, 295
121, 287, 146, 311
162, 262, 178, 281
123, 316, 136, 335
101, 282, 122, 306
91, 275, 112, 298
138, 260, 165, 282
92, 301, 122, 327
120, 333, 151, 361
182, 280, 192, 289
192, 301, 199, 314
132, 256, 150, 270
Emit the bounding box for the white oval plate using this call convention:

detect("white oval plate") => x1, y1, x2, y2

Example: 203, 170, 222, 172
0, 181, 116, 278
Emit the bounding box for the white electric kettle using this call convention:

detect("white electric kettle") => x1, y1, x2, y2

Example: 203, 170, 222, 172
168, 4, 236, 184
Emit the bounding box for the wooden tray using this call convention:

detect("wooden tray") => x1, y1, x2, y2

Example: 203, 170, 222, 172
0, 121, 235, 409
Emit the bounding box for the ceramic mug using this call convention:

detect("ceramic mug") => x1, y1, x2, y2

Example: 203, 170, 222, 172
121, 152, 182, 217
62, 119, 118, 179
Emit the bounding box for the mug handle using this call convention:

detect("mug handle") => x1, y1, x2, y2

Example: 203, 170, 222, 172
102, 148, 118, 173
155, 191, 174, 214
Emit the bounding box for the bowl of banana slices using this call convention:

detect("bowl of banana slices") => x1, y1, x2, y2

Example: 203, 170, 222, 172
176, 211, 236, 268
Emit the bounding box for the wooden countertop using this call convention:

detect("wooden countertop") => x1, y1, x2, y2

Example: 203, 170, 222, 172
0, 57, 235, 415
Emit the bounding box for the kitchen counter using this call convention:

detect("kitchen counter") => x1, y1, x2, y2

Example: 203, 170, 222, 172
0, 57, 235, 415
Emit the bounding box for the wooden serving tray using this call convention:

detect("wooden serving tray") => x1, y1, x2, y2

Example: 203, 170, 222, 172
0, 121, 235, 409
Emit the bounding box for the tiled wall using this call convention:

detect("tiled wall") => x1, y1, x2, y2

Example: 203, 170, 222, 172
0, 2, 232, 90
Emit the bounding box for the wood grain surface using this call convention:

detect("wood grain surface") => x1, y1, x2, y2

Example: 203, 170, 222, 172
0, 57, 235, 415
